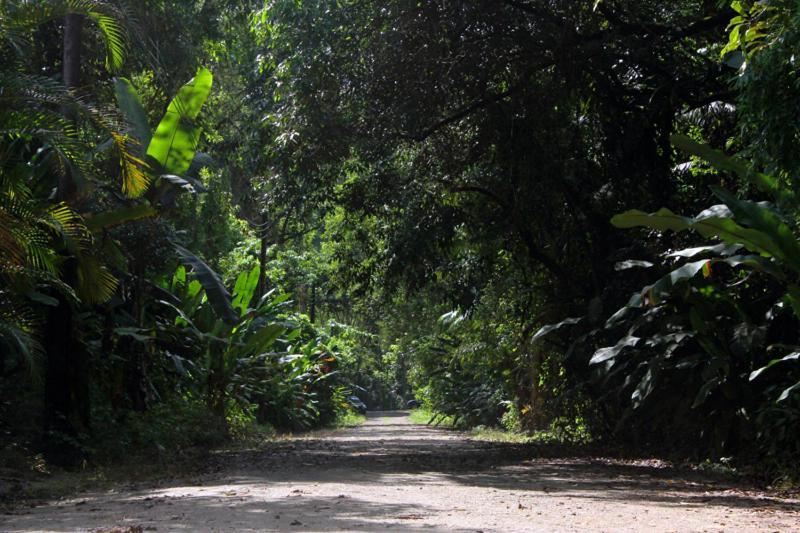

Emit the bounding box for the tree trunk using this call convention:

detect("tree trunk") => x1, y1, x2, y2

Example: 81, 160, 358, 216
254, 213, 272, 303
62, 14, 83, 90
309, 282, 316, 323
522, 347, 549, 432
529, 349, 543, 427
43, 259, 90, 462
43, 16, 90, 461
207, 346, 228, 434
255, 233, 269, 301
43, 293, 73, 435
121, 337, 147, 411
59, 13, 83, 201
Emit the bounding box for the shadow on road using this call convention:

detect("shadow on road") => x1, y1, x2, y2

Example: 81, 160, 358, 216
2, 411, 797, 532
208, 411, 795, 512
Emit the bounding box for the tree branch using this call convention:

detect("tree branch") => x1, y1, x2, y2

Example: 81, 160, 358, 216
408, 86, 521, 142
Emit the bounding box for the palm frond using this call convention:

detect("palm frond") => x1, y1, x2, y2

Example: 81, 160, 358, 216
111, 132, 150, 197
0, 195, 58, 273
75, 254, 118, 304
0, 291, 43, 377
45, 202, 93, 254
1, 0, 129, 74
0, 73, 152, 197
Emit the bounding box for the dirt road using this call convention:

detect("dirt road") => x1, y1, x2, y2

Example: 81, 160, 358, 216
2, 411, 798, 532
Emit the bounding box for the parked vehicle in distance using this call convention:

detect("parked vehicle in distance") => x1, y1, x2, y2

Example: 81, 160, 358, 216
406, 399, 421, 409
348, 395, 367, 414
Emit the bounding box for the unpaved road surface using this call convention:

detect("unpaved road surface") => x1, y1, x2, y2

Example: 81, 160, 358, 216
2, 411, 798, 532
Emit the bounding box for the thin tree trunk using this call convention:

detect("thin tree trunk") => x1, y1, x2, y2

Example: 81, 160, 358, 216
529, 348, 543, 428
309, 282, 316, 323
254, 213, 270, 302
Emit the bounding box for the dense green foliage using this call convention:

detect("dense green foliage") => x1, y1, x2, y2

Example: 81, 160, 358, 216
1, 0, 798, 481
0, 0, 381, 468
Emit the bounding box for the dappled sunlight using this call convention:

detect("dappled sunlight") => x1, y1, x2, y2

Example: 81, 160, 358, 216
4, 2, 800, 531
4, 412, 797, 532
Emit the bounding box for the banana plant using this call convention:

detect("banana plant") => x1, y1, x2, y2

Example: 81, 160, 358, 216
158, 263, 344, 430
531, 135, 800, 455
113, 67, 214, 200
153, 264, 311, 424
608, 136, 799, 403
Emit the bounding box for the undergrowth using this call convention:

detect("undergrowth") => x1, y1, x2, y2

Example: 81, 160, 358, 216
333, 411, 367, 428
408, 407, 455, 427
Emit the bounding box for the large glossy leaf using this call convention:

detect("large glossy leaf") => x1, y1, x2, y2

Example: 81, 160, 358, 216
606, 254, 777, 323
665, 243, 742, 259
232, 265, 261, 314
156, 299, 204, 338
187, 152, 214, 178
613, 207, 786, 261
173, 243, 238, 325
692, 376, 721, 408
243, 324, 285, 355
590, 336, 641, 365
614, 260, 654, 271
647, 260, 709, 305
712, 186, 800, 272
671, 134, 795, 206
531, 317, 583, 343
159, 174, 205, 195
632, 367, 655, 407
84, 203, 156, 233
749, 352, 800, 381
605, 292, 645, 328
113, 327, 152, 343
113, 77, 151, 145
147, 67, 213, 176
778, 382, 800, 402
611, 207, 693, 232
171, 265, 187, 292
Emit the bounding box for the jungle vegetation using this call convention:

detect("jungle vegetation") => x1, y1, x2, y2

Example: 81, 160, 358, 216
1, 0, 798, 482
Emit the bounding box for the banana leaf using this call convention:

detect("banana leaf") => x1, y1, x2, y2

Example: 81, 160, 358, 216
147, 67, 213, 176
173, 243, 238, 325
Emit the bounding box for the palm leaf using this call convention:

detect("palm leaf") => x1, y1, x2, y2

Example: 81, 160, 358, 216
1, 0, 128, 74
111, 131, 150, 197
75, 254, 118, 304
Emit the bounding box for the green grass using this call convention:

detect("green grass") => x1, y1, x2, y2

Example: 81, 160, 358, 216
333, 410, 367, 428
468, 426, 535, 443
408, 408, 592, 444
408, 407, 455, 427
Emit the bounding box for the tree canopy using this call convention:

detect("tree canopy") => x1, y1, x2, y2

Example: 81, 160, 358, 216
1, 0, 798, 481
